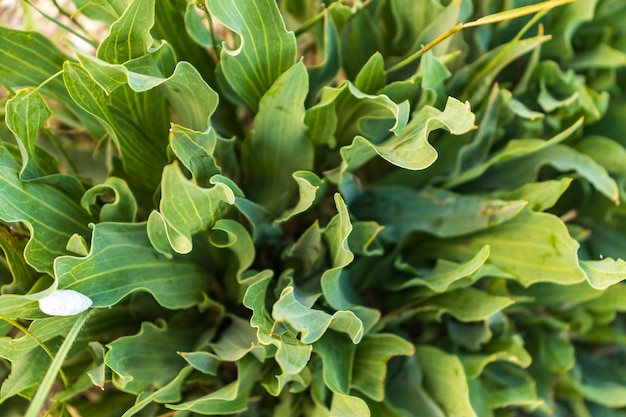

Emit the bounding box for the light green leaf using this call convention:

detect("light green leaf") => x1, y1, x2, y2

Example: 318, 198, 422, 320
81, 177, 137, 223
461, 338, 532, 378
167, 355, 262, 414
0, 345, 50, 401
495, 179, 572, 212
329, 392, 370, 417
242, 61, 313, 215
276, 171, 325, 223
353, 186, 525, 240
338, 97, 475, 174
206, 0, 297, 111
445, 117, 583, 187
576, 135, 626, 177
430, 208, 587, 286
148, 164, 235, 254
70, 0, 127, 24
351, 334, 415, 401
428, 287, 514, 322
62, 62, 167, 189
97, 0, 154, 64
209, 315, 260, 362
272, 286, 363, 344
355, 53, 385, 95
416, 346, 477, 417
395, 246, 491, 292
179, 351, 220, 375
105, 320, 194, 394
581, 258, 626, 290
305, 81, 409, 148
54, 222, 208, 308
77, 49, 220, 132
5, 89, 56, 181
307, 8, 341, 103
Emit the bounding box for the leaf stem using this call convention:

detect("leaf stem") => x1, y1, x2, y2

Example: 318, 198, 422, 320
196, 0, 221, 59
24, 312, 91, 417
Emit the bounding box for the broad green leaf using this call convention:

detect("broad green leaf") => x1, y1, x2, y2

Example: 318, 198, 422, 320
147, 164, 235, 254
427, 287, 514, 322
429, 208, 587, 286
340, 7, 383, 80
495, 179, 572, 212
242, 61, 313, 215
313, 331, 355, 394
444, 117, 583, 187
0, 145, 92, 274
5, 89, 56, 181
0, 28, 104, 138
351, 334, 415, 401
0, 316, 74, 361
97, 0, 154, 64
447, 320, 493, 352
54, 222, 208, 308
569, 44, 626, 70
209, 315, 260, 362
77, 49, 220, 132
415, 346, 477, 417
206, 0, 297, 111
338, 97, 475, 174
0, 295, 42, 320
62, 62, 167, 189
352, 186, 525, 240
576, 136, 626, 177
104, 320, 194, 394
274, 334, 313, 376
184, 2, 214, 48
543, 0, 595, 59
272, 286, 363, 344
81, 177, 137, 223
580, 258, 626, 290
167, 355, 262, 414
473, 144, 619, 203
347, 222, 384, 257
394, 246, 491, 292
329, 392, 370, 417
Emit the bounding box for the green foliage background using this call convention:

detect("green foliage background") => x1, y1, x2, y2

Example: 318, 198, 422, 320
2, 0, 626, 416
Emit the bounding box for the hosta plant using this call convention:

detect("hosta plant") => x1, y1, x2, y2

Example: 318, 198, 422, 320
2, 0, 626, 416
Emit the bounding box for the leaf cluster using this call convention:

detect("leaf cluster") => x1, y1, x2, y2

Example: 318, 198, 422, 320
2, 0, 626, 416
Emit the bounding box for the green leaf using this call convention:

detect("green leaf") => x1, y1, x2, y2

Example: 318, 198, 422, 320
429, 208, 587, 286
427, 287, 514, 322
62, 62, 167, 189
242, 61, 313, 215
54, 222, 208, 308
329, 392, 370, 417
354, 53, 386, 95
0, 27, 104, 138
461, 337, 532, 378
0, 145, 92, 274
353, 186, 525, 240
104, 320, 194, 394
445, 117, 583, 188
580, 258, 626, 290
81, 177, 137, 223
206, 0, 297, 111
0, 226, 38, 294
305, 81, 409, 149
167, 355, 262, 414
307, 9, 341, 104
5, 89, 56, 181
272, 286, 363, 344
415, 346, 477, 417
394, 246, 491, 292
147, 165, 235, 255
338, 97, 475, 174
351, 334, 415, 401
313, 331, 355, 394
97, 0, 154, 64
